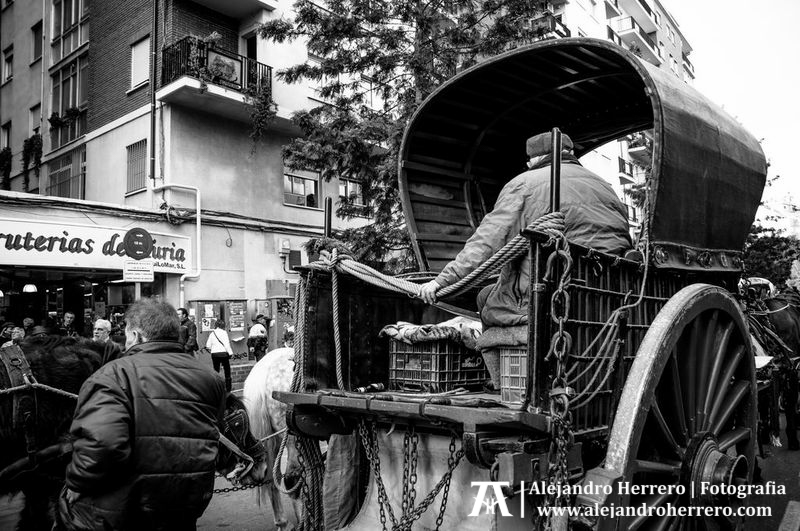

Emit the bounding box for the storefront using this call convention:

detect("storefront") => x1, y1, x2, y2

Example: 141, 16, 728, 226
0, 216, 191, 335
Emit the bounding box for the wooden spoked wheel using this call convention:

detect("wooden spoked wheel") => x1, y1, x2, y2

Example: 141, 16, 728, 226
603, 284, 756, 531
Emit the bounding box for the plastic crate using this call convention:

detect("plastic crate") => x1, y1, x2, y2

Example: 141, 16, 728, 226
389, 339, 489, 393
500, 347, 528, 405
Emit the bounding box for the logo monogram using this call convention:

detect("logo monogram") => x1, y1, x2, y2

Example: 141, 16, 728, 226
469, 481, 512, 517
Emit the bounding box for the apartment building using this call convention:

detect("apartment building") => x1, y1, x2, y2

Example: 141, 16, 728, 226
0, 0, 364, 349
0, 0, 692, 344
536, 0, 694, 231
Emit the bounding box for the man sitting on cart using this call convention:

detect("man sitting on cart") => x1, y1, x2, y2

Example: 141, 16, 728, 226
420, 131, 631, 327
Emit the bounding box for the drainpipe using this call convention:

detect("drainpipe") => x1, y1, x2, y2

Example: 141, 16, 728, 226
153, 184, 201, 308
149, 0, 158, 183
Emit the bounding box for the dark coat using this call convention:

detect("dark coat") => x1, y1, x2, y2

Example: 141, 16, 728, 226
435, 158, 631, 327
62, 340, 226, 530
179, 317, 198, 353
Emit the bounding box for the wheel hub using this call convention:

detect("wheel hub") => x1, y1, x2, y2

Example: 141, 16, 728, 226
684, 432, 748, 506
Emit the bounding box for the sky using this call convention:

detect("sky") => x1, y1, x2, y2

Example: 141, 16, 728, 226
664, 0, 799, 229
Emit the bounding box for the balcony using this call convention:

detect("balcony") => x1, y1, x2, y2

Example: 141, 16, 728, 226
189, 0, 276, 18
607, 26, 623, 47
626, 131, 652, 165
618, 157, 635, 185
605, 0, 622, 19
615, 17, 660, 64
524, 13, 571, 42
159, 36, 273, 123
682, 51, 695, 78
618, 0, 657, 32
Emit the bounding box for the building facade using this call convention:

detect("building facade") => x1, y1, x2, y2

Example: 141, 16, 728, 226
0, 0, 693, 349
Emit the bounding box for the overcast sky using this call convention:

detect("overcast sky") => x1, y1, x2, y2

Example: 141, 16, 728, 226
665, 0, 799, 221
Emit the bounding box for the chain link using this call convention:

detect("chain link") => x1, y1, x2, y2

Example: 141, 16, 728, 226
359, 419, 396, 530
538, 237, 575, 531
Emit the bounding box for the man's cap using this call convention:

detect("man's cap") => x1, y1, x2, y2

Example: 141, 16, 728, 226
255, 314, 266, 320
526, 132, 574, 158
1, 321, 16, 330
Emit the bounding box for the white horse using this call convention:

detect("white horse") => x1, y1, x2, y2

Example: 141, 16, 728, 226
242, 347, 304, 531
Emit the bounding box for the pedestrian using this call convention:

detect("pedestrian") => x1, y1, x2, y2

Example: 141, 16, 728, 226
247, 314, 269, 361
283, 326, 295, 348
205, 319, 233, 391
0, 322, 16, 343
92, 318, 124, 365
177, 307, 198, 355
60, 311, 79, 338
57, 298, 225, 531
1, 326, 25, 348
22, 317, 35, 336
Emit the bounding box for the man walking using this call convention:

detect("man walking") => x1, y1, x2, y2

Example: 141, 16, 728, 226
177, 307, 198, 355
247, 314, 269, 361
60, 311, 79, 338
58, 298, 225, 530
91, 318, 124, 365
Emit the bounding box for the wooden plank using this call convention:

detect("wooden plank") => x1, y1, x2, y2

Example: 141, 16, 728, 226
403, 160, 472, 180
416, 232, 469, 243
408, 193, 465, 208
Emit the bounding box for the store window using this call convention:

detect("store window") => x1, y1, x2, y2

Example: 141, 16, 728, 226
46, 145, 85, 199
284, 169, 320, 208
339, 178, 365, 206
2, 45, 13, 83
31, 21, 43, 62
130, 36, 150, 89
126, 139, 147, 193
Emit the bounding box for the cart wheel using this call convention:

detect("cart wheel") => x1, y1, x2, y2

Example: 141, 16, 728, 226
603, 284, 756, 531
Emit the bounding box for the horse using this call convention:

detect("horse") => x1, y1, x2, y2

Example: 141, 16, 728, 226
241, 346, 305, 531
0, 336, 271, 530
763, 289, 800, 449
0, 335, 105, 530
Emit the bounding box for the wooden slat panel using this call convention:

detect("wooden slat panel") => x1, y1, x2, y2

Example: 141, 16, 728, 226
415, 221, 473, 236
416, 232, 469, 243
408, 193, 466, 209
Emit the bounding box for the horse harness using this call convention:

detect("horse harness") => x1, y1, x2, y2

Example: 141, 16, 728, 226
0, 344, 66, 468
218, 406, 269, 483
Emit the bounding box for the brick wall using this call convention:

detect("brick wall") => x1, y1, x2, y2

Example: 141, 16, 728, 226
87, 0, 238, 132
230, 360, 256, 392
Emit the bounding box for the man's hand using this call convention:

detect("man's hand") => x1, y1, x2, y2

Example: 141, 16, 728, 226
65, 488, 80, 504
419, 280, 442, 305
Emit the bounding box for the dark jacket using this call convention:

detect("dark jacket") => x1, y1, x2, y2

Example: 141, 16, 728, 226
62, 340, 225, 530
179, 317, 198, 353
435, 159, 631, 327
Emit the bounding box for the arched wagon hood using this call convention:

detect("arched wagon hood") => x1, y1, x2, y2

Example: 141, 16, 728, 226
399, 38, 767, 273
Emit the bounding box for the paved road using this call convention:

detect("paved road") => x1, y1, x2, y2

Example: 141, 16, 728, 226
198, 477, 292, 531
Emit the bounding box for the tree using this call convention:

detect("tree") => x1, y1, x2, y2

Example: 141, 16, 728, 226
743, 224, 799, 286
259, 0, 544, 271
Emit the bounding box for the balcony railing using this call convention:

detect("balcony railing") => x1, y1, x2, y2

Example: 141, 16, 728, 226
616, 16, 656, 50
619, 157, 635, 177
607, 26, 623, 46
525, 13, 571, 42
161, 36, 272, 96
46, 173, 85, 199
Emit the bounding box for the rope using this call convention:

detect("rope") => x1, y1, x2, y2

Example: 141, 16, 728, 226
331, 250, 347, 391
0, 381, 78, 400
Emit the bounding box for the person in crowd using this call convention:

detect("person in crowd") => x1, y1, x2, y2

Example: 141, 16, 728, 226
283, 326, 295, 348
419, 131, 631, 326
205, 319, 234, 391
60, 311, 79, 338
22, 317, 35, 336
177, 307, 198, 356
1, 326, 25, 348
0, 322, 16, 343
92, 318, 124, 365
58, 298, 225, 530
247, 314, 270, 361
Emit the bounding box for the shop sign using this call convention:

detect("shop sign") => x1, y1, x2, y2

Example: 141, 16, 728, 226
123, 260, 155, 282
0, 218, 191, 273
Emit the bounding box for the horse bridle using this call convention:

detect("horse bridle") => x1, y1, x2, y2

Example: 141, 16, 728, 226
219, 407, 268, 483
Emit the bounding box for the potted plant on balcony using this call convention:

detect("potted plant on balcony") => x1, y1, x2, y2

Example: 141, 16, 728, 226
48, 112, 65, 129
21, 133, 42, 193
63, 107, 82, 124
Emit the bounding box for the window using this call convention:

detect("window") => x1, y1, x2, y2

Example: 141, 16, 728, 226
339, 178, 365, 206
31, 21, 43, 61
284, 170, 320, 208
130, 37, 150, 89
46, 145, 85, 199
1, 122, 10, 149
51, 56, 88, 148
29, 104, 41, 134
2, 45, 13, 82
126, 139, 147, 193
654, 11, 661, 27
668, 27, 675, 44
51, 0, 88, 63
